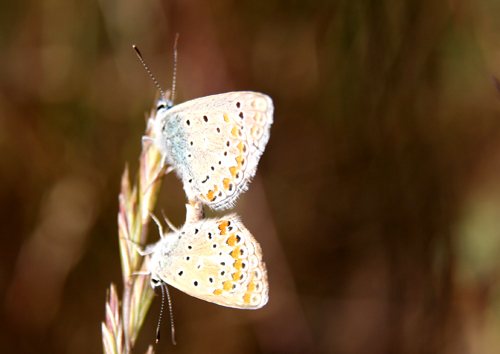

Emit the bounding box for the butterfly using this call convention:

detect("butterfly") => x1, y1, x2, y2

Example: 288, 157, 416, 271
142, 213, 269, 309
151, 91, 273, 210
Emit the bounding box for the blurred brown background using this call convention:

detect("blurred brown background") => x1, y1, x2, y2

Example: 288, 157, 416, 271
2, 0, 500, 353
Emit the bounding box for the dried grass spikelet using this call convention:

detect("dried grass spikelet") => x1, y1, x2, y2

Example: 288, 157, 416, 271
102, 101, 166, 354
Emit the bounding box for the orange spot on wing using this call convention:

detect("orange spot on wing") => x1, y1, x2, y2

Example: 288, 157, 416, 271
237, 142, 245, 153
227, 233, 237, 246
251, 125, 262, 138
223, 178, 231, 190
229, 166, 238, 178
206, 185, 218, 201
213, 289, 223, 295
218, 220, 230, 235
231, 126, 239, 138
234, 259, 244, 270
235, 155, 244, 167
223, 114, 231, 122
243, 293, 252, 303
232, 272, 242, 281
223, 281, 232, 291
231, 246, 241, 259
247, 281, 256, 292
206, 190, 215, 201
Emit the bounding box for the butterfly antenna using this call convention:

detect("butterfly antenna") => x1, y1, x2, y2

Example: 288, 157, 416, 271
156, 283, 177, 345
166, 283, 177, 345
170, 33, 179, 105
132, 45, 165, 98
156, 283, 165, 343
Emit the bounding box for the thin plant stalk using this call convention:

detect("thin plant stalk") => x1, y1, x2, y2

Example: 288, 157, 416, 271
102, 101, 167, 354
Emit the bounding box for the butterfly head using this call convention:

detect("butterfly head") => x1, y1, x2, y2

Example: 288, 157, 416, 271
150, 275, 162, 289
156, 95, 174, 113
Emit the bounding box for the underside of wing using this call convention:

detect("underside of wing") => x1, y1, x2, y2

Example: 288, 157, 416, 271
155, 216, 269, 309
162, 92, 273, 210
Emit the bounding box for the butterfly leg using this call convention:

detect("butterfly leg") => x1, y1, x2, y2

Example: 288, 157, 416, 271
160, 210, 179, 233
150, 212, 164, 238
122, 237, 152, 256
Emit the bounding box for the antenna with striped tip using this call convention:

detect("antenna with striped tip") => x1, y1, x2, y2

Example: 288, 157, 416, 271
133, 34, 179, 106
132, 44, 165, 98
156, 282, 177, 345
170, 33, 179, 105
150, 213, 177, 345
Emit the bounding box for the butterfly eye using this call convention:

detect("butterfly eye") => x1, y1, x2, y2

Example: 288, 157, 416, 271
157, 104, 166, 111
150, 278, 161, 288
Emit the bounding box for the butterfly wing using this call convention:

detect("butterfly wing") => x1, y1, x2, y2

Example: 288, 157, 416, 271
156, 92, 273, 210
151, 215, 269, 309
